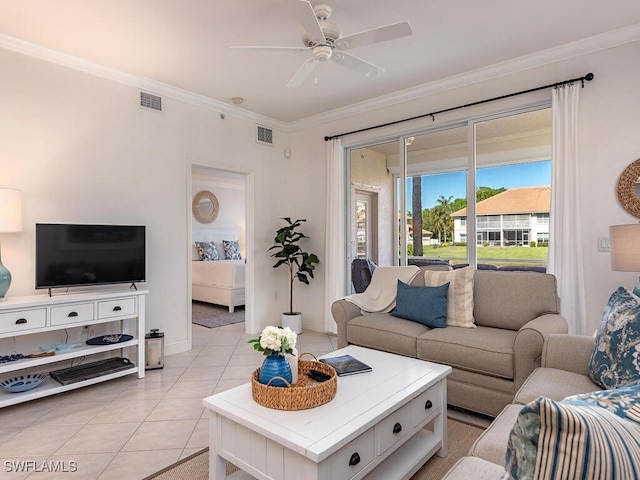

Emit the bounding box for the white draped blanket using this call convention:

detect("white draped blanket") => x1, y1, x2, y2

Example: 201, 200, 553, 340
345, 266, 420, 313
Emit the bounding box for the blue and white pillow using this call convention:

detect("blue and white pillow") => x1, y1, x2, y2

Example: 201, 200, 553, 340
222, 240, 242, 260
195, 241, 220, 261
588, 286, 640, 389
503, 383, 640, 479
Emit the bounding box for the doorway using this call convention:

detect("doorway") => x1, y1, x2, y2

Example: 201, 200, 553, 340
353, 190, 378, 264
189, 164, 253, 338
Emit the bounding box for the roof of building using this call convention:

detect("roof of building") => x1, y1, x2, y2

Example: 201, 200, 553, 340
451, 186, 550, 217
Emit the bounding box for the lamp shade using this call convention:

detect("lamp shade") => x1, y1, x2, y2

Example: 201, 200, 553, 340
609, 224, 640, 272
0, 188, 22, 233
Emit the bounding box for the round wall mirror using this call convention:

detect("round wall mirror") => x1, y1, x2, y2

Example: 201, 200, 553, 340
617, 158, 640, 219
192, 190, 219, 224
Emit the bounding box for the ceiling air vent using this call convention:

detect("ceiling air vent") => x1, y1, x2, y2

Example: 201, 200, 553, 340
257, 125, 273, 146
140, 91, 163, 112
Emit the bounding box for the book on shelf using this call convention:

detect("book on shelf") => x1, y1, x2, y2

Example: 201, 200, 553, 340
319, 354, 372, 376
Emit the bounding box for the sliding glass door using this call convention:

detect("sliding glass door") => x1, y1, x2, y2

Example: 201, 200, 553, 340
348, 105, 551, 279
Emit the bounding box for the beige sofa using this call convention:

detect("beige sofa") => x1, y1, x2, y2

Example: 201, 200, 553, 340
443, 334, 600, 479
331, 268, 569, 417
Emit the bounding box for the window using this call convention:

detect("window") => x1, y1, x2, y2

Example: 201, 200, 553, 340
348, 107, 551, 272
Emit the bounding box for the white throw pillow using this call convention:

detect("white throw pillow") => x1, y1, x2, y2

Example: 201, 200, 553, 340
423, 266, 475, 328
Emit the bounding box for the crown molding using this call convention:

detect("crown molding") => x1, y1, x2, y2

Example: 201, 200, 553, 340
291, 23, 640, 132
1, 23, 639, 134
0, 33, 287, 131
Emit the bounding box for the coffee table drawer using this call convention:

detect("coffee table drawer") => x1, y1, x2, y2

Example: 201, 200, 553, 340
411, 381, 442, 427
328, 427, 374, 479
377, 402, 412, 455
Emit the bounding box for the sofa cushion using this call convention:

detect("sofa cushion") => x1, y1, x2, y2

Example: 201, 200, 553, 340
514, 367, 600, 405
472, 270, 559, 330
347, 313, 429, 357
423, 266, 475, 328
417, 326, 516, 379
391, 280, 449, 328
503, 384, 640, 480
470, 403, 523, 466
588, 286, 640, 389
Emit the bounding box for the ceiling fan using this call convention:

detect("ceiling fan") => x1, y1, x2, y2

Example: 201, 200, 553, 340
232, 1, 413, 87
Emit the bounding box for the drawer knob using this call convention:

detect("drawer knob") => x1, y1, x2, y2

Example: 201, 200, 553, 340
425, 400, 433, 410
393, 422, 402, 434
348, 452, 360, 467
68, 311, 78, 317
15, 318, 27, 325
113, 306, 122, 312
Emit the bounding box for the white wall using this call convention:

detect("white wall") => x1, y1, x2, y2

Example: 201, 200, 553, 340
0, 47, 314, 356
2, 38, 640, 344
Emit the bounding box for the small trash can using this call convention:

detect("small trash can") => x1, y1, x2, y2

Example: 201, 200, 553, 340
145, 329, 164, 370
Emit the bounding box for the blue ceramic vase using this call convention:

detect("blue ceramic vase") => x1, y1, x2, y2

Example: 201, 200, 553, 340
258, 353, 292, 387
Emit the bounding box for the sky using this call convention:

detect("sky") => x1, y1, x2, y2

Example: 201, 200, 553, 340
406, 161, 552, 209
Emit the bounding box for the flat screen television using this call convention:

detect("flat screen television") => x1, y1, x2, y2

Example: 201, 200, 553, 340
35, 223, 146, 291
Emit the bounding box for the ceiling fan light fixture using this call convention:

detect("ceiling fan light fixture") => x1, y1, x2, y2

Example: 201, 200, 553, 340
313, 45, 332, 61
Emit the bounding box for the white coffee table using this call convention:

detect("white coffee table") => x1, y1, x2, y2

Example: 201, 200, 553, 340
203, 345, 451, 480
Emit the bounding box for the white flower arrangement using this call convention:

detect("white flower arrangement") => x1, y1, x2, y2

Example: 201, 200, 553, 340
249, 325, 298, 357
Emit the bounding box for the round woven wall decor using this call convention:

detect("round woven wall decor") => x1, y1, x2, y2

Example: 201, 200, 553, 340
617, 158, 640, 219
192, 190, 219, 224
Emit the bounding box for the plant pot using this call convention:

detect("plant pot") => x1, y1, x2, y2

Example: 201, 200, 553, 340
258, 353, 292, 387
282, 312, 302, 334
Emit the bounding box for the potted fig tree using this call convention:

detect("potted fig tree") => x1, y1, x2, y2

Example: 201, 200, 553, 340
269, 218, 320, 334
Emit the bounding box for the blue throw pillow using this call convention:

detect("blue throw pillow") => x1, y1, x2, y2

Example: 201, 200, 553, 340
390, 280, 449, 328
588, 286, 640, 389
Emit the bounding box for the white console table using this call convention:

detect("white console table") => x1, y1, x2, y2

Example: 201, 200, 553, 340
0, 289, 147, 408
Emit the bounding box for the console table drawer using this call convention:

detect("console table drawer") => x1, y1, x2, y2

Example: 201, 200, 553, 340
327, 426, 374, 479
98, 298, 135, 319
411, 381, 442, 427
377, 402, 412, 455
51, 303, 94, 326
0, 309, 47, 334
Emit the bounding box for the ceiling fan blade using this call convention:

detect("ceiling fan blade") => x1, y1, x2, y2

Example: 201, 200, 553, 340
331, 51, 385, 78
231, 45, 310, 52
290, 0, 326, 45
336, 21, 413, 50
286, 57, 318, 87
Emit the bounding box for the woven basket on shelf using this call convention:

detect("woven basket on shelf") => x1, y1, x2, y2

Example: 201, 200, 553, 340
251, 353, 337, 410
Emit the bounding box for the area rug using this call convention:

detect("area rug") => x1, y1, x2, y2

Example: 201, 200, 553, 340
192, 300, 244, 328
144, 417, 485, 480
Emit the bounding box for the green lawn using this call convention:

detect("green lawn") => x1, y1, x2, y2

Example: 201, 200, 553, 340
416, 245, 548, 266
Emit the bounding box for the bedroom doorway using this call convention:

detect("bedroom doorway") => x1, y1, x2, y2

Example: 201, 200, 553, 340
189, 165, 250, 334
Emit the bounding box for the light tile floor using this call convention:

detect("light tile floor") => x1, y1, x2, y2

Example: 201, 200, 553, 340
0, 322, 491, 479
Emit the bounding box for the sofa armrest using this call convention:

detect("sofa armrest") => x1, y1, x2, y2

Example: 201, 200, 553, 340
331, 299, 363, 348
513, 313, 568, 391
541, 334, 594, 376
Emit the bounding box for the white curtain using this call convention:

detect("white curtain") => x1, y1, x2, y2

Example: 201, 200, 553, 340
548, 83, 587, 335
324, 138, 346, 333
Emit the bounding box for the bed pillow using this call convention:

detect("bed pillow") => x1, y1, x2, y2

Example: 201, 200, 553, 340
588, 286, 640, 389
214, 241, 227, 259
192, 243, 201, 261
223, 240, 242, 260
423, 266, 475, 328
503, 384, 640, 480
195, 241, 220, 261
390, 280, 449, 328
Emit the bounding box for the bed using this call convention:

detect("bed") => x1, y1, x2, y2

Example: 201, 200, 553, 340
192, 229, 245, 312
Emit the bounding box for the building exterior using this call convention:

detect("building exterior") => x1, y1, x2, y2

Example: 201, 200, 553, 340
451, 186, 550, 246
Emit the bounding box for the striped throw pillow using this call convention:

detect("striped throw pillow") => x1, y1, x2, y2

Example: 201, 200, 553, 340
423, 266, 475, 328
503, 384, 640, 480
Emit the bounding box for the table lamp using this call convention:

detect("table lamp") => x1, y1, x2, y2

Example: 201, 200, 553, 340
0, 188, 23, 300
609, 223, 640, 296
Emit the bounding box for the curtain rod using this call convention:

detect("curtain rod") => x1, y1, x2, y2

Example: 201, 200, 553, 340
324, 72, 594, 142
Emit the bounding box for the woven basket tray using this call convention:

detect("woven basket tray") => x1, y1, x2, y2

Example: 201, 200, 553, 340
251, 353, 337, 410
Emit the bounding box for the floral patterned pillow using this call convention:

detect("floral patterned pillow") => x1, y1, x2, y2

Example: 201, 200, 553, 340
195, 241, 220, 261
588, 287, 640, 389
222, 240, 242, 260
